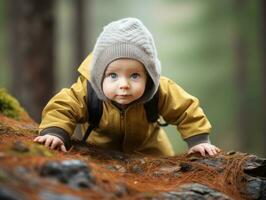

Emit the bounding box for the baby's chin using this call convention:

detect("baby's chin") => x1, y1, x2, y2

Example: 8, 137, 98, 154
112, 96, 135, 105
111, 98, 138, 109
111, 100, 130, 109
108, 94, 143, 108
114, 99, 132, 106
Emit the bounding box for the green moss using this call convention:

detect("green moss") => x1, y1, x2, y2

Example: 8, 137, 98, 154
29, 143, 54, 157
0, 169, 8, 181
0, 88, 24, 120
9, 142, 54, 157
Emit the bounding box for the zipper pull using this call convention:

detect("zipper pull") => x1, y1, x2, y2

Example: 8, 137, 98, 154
120, 111, 125, 120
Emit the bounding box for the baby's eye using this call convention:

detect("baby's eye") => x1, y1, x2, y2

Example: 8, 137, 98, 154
108, 73, 117, 79
131, 73, 140, 80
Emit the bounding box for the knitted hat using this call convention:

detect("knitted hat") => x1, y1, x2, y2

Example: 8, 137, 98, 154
89, 18, 161, 103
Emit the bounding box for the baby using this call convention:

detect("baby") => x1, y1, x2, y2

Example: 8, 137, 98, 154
34, 18, 220, 156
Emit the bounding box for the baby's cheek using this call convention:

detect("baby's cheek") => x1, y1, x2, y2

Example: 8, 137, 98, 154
138, 82, 146, 95
102, 82, 114, 98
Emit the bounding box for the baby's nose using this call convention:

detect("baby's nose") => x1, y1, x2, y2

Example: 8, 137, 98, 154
119, 78, 130, 89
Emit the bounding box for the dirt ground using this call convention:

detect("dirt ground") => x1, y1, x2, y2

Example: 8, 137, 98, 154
0, 113, 265, 200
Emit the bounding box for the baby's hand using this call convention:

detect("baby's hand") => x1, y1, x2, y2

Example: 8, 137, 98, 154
33, 134, 67, 152
188, 143, 220, 156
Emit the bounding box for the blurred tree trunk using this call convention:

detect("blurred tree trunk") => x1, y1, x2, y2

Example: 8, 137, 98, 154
233, 0, 250, 151
262, 0, 266, 155
72, 0, 91, 140
73, 0, 86, 82
7, 0, 55, 123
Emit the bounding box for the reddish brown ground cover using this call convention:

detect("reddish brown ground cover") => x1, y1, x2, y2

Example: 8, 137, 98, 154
0, 112, 265, 200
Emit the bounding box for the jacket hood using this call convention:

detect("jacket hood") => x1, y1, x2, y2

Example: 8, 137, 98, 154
78, 52, 159, 104
88, 18, 161, 104
77, 53, 92, 80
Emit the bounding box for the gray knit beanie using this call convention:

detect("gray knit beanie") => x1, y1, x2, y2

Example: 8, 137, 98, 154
89, 18, 161, 103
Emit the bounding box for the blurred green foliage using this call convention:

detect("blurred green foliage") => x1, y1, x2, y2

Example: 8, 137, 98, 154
0, 0, 9, 88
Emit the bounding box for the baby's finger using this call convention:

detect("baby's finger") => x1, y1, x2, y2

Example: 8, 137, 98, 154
34, 136, 45, 143
210, 145, 220, 155
211, 147, 218, 155
188, 147, 197, 154
215, 146, 221, 152
50, 139, 60, 150
205, 145, 216, 156
205, 146, 214, 156
33, 136, 40, 142
213, 148, 219, 155
188, 149, 193, 154
60, 144, 67, 152
44, 137, 53, 148
198, 147, 206, 156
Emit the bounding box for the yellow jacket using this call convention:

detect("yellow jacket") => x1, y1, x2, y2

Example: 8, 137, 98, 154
39, 54, 212, 156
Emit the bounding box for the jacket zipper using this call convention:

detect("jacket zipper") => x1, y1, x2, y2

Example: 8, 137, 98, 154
109, 102, 128, 145
120, 110, 125, 133
120, 110, 127, 152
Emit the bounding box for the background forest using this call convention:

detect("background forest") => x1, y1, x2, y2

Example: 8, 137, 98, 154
0, 0, 265, 157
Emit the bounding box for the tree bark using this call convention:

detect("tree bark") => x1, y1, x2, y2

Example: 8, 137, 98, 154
7, 0, 55, 123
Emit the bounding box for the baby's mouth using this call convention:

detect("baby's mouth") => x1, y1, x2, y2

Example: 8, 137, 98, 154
116, 94, 130, 98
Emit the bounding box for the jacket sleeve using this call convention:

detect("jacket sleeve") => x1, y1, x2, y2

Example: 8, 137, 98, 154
39, 75, 88, 148
158, 77, 212, 141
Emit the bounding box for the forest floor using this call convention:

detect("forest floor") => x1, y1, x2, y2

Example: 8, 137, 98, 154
0, 108, 266, 200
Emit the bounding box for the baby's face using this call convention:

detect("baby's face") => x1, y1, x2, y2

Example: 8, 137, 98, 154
102, 58, 147, 105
